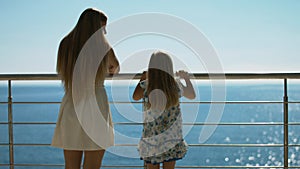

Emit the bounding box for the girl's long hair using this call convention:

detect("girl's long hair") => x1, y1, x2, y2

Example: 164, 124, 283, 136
56, 8, 108, 91
146, 51, 179, 110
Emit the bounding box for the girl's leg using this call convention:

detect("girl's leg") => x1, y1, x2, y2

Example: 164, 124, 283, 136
147, 163, 160, 169
163, 161, 176, 169
64, 150, 83, 169
83, 150, 105, 169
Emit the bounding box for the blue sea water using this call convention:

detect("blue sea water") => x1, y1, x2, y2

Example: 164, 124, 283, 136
0, 80, 300, 169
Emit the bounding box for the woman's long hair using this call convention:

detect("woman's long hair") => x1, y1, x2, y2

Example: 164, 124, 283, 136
56, 8, 108, 91
146, 51, 179, 110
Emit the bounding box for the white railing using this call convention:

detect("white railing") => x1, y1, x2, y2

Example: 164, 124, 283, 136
1, 73, 300, 169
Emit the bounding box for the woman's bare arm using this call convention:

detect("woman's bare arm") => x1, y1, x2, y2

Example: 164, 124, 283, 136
107, 49, 120, 75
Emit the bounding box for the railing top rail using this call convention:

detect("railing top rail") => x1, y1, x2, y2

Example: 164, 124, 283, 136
1, 73, 300, 80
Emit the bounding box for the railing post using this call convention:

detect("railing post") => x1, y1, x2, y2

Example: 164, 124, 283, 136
283, 78, 288, 169
8, 80, 14, 169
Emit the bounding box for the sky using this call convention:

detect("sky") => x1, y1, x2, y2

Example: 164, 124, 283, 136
0, 0, 300, 74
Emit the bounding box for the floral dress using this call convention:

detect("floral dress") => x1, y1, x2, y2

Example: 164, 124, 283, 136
138, 80, 188, 164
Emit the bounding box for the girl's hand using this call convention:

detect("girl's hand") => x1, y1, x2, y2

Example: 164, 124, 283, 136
133, 71, 147, 101
176, 70, 190, 80
176, 70, 196, 99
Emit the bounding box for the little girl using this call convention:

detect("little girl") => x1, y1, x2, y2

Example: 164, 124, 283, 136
133, 51, 195, 169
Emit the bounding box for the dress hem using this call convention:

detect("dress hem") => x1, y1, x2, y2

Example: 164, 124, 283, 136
142, 156, 185, 165
50, 143, 114, 151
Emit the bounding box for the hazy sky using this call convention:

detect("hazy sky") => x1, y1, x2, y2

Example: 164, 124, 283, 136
0, 0, 299, 74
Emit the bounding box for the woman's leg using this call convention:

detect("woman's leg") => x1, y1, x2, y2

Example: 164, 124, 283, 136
163, 161, 176, 169
83, 150, 105, 169
64, 150, 83, 169
147, 163, 160, 169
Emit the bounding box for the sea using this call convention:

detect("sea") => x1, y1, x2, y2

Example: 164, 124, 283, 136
0, 80, 300, 169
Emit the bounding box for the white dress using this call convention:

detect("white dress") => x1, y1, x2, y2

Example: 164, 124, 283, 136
51, 83, 114, 150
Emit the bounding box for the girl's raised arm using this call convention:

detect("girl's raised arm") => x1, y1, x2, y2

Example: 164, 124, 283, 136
176, 70, 196, 100
133, 71, 147, 101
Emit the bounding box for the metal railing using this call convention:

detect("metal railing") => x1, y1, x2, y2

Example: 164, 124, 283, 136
1, 73, 300, 169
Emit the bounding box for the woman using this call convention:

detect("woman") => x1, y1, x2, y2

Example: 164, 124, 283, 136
52, 8, 119, 169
